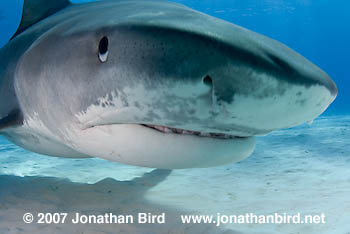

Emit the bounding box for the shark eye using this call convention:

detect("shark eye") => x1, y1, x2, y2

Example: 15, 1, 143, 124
98, 36, 109, 63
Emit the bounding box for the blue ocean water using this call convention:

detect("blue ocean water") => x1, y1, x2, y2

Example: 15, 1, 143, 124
0, 0, 349, 114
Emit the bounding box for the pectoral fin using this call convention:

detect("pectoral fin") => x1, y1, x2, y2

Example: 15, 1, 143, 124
0, 109, 23, 131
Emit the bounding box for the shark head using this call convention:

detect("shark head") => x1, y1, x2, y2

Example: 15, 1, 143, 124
3, 0, 337, 169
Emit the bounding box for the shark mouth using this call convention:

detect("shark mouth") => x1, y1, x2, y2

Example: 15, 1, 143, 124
142, 124, 242, 139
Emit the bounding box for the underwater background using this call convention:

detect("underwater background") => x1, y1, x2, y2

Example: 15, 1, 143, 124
0, 1, 349, 234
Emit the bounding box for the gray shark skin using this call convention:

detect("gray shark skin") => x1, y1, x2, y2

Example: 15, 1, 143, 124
0, 0, 337, 169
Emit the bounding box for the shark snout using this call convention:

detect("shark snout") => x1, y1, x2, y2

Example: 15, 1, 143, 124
265, 48, 338, 98
183, 34, 339, 136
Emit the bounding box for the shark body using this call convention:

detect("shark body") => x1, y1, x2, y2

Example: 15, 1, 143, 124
0, 0, 337, 168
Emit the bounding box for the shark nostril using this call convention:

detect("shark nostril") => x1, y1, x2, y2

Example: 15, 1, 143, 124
203, 75, 213, 87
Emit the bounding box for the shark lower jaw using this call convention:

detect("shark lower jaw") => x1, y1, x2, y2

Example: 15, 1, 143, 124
72, 123, 256, 169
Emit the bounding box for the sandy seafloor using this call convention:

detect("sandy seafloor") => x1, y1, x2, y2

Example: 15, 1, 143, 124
0, 116, 349, 234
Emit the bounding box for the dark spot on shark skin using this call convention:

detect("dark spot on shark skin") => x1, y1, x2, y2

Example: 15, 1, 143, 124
121, 96, 129, 107
296, 91, 302, 96
210, 111, 219, 118
296, 99, 307, 106
215, 90, 235, 105
103, 93, 113, 102
187, 109, 196, 115
256, 81, 287, 99
152, 95, 198, 120
134, 101, 141, 108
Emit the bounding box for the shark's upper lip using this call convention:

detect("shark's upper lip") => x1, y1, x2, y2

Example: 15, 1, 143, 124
143, 124, 241, 139
86, 122, 246, 139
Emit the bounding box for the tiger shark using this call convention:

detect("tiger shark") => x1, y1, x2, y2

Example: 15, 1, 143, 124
0, 0, 337, 169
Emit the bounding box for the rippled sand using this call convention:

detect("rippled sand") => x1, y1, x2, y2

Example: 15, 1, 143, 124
0, 116, 349, 234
